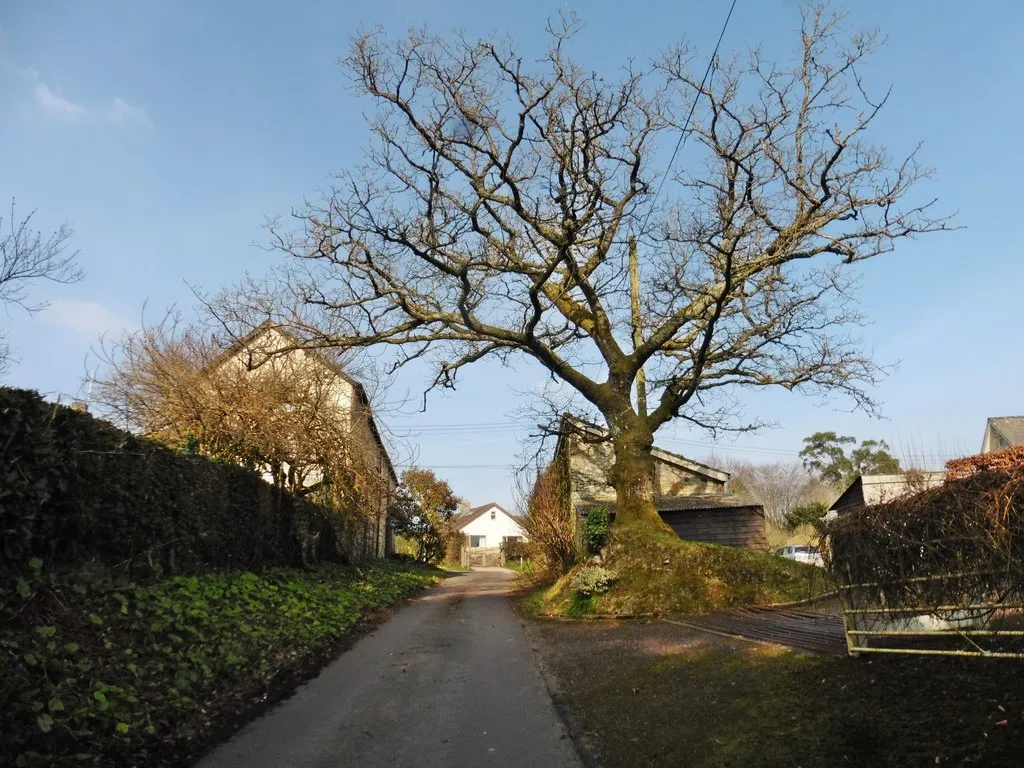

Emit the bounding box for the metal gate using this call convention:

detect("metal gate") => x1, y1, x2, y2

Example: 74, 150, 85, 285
838, 571, 1024, 659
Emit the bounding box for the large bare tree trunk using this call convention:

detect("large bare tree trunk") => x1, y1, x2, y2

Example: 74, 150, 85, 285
607, 414, 663, 528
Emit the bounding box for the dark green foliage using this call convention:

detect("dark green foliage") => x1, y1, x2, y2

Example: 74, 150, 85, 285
0, 559, 440, 767
583, 507, 612, 554
387, 469, 458, 564
0, 388, 345, 578
800, 431, 900, 488
783, 501, 829, 530
500, 538, 529, 561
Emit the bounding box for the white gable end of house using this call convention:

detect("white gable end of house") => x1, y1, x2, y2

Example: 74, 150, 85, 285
457, 504, 526, 548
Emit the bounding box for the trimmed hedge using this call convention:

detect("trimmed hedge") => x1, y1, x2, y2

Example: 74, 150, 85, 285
0, 388, 344, 578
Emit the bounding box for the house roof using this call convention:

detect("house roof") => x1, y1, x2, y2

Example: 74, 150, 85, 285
215, 322, 397, 484
454, 502, 516, 529
986, 417, 1024, 449
575, 495, 761, 516
555, 414, 730, 484
829, 472, 946, 512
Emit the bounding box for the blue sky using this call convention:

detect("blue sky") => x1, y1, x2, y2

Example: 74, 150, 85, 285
2, 1, 1022, 509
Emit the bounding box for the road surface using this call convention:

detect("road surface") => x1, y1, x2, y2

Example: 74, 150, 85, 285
198, 568, 581, 768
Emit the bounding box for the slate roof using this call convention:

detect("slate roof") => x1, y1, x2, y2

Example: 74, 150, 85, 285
454, 502, 516, 529
575, 495, 760, 516
987, 417, 1024, 448
555, 414, 730, 483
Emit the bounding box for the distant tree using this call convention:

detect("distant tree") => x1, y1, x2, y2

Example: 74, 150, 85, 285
388, 468, 459, 563
800, 431, 900, 488
799, 432, 856, 486
0, 201, 81, 374
723, 461, 811, 525
850, 439, 902, 476
783, 500, 829, 531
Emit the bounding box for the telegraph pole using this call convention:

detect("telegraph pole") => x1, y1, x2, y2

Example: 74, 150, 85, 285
629, 236, 648, 419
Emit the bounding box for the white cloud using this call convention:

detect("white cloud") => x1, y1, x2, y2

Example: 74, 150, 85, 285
35, 82, 88, 118
33, 82, 151, 127
43, 299, 132, 341
109, 96, 151, 126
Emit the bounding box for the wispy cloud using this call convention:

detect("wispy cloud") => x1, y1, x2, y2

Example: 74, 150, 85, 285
33, 82, 151, 127
34, 83, 88, 118
43, 299, 133, 341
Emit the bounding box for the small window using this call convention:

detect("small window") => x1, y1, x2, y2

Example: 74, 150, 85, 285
470, 535, 486, 548
490, 509, 496, 520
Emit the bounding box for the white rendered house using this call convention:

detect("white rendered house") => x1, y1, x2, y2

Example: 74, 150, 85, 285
455, 503, 525, 549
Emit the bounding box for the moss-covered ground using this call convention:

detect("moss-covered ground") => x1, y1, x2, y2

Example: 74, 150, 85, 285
525, 519, 832, 618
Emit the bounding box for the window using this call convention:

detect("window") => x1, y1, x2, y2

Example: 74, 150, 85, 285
490, 509, 496, 520
503, 536, 521, 544
470, 535, 487, 548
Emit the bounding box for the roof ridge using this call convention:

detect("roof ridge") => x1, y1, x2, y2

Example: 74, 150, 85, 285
558, 413, 730, 481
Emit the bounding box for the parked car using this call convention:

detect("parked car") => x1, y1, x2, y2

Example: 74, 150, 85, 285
773, 544, 824, 567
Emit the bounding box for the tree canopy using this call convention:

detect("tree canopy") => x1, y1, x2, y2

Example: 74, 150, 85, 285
799, 431, 901, 488
215, 4, 951, 528
389, 468, 459, 563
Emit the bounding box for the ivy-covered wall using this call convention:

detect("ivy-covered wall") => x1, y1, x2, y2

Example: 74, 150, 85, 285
0, 388, 345, 577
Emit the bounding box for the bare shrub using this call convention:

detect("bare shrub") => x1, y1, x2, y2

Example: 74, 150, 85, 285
517, 460, 576, 576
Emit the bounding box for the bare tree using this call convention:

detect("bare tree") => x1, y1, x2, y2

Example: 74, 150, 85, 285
91, 311, 391, 520
719, 459, 820, 525
515, 460, 576, 575
219, 5, 952, 530
0, 200, 81, 373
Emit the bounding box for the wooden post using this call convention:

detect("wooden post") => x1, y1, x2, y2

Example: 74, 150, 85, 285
629, 236, 647, 419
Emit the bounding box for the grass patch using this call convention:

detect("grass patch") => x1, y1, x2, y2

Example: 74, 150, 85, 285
765, 519, 819, 550
504, 558, 536, 574
1, 560, 442, 767
531, 518, 831, 617
528, 618, 1024, 767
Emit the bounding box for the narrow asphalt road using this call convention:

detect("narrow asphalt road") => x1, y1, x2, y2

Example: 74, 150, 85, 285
197, 568, 581, 768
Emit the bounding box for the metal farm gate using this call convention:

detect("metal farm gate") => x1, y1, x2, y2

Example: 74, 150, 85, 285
838, 571, 1024, 659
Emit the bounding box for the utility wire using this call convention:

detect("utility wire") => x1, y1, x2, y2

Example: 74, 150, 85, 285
637, 0, 739, 239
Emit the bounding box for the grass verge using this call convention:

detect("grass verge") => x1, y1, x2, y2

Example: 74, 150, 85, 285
526, 618, 1024, 767
526, 519, 831, 617
1, 560, 442, 767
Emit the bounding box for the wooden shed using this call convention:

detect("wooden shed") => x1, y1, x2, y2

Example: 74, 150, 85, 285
654, 496, 767, 550
577, 496, 767, 551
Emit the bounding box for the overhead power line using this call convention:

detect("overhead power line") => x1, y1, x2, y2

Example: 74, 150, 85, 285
638, 0, 739, 238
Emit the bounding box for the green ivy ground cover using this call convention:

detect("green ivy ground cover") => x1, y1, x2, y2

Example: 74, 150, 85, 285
1, 559, 442, 767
